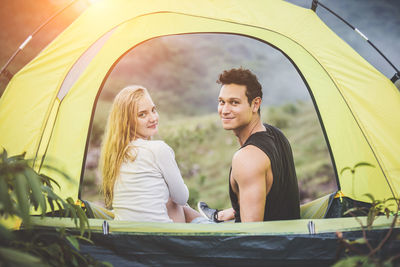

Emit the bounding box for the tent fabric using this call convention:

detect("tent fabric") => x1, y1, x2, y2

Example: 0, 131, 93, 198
83, 193, 334, 221
78, 230, 399, 266
77, 234, 341, 266
28, 217, 400, 265
299, 192, 334, 219
30, 216, 397, 236
82, 200, 115, 220
56, 28, 117, 101
0, 0, 399, 203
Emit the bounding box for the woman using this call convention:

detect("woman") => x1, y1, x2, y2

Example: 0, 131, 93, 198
100, 85, 199, 222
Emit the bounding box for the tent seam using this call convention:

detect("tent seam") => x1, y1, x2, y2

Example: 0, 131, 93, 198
34, 30, 119, 172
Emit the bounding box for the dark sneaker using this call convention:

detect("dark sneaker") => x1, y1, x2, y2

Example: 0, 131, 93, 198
197, 201, 222, 223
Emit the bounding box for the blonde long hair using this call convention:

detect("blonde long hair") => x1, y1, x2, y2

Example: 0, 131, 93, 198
100, 85, 147, 208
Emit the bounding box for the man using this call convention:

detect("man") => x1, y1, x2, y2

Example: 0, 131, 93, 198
198, 68, 300, 222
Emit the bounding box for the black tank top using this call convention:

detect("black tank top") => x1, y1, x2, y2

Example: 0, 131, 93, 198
229, 123, 300, 222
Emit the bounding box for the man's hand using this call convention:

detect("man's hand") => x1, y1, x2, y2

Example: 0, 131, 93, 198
217, 208, 235, 221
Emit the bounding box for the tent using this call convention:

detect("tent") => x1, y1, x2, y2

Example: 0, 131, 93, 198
1, 0, 399, 204
1, 0, 400, 264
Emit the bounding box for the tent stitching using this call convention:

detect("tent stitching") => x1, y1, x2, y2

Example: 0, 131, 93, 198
33, 28, 119, 171
38, 102, 62, 173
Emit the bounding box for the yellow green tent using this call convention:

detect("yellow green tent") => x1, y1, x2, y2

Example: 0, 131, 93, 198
0, 0, 399, 205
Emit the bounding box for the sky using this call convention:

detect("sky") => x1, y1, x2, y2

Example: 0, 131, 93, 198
287, 0, 400, 79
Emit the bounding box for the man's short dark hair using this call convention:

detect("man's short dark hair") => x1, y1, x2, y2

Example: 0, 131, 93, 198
217, 68, 262, 113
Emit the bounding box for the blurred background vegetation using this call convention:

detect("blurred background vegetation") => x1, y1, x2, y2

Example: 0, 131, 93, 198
1, 0, 399, 210
80, 33, 337, 209
83, 99, 336, 209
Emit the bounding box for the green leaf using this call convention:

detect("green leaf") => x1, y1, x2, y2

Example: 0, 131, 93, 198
69, 248, 89, 266
0, 175, 13, 214
14, 172, 30, 226
66, 197, 75, 206
0, 223, 14, 241
57, 227, 66, 237
366, 208, 379, 229
47, 197, 55, 213
79, 215, 85, 236
332, 255, 369, 267
61, 201, 77, 225
40, 244, 65, 265
354, 162, 375, 169
71, 255, 79, 267
363, 193, 376, 203
0, 246, 42, 265
382, 260, 394, 267
75, 204, 90, 236
75, 235, 94, 245
25, 169, 46, 214
1, 148, 8, 161
66, 235, 80, 251
340, 167, 352, 175
384, 197, 397, 202
43, 185, 66, 214
68, 199, 87, 219
343, 207, 361, 216
39, 173, 61, 190
348, 238, 366, 245
55, 200, 65, 215
40, 164, 72, 182
101, 261, 114, 267
43, 185, 61, 201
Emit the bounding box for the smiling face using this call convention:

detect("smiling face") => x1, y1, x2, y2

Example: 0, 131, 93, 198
135, 93, 159, 140
218, 83, 258, 131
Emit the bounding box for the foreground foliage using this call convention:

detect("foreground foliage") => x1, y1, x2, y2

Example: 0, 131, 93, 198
0, 150, 111, 266
334, 193, 400, 267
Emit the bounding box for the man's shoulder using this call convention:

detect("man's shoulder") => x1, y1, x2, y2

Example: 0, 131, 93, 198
236, 144, 267, 157
245, 124, 291, 153
233, 145, 270, 171
245, 126, 275, 146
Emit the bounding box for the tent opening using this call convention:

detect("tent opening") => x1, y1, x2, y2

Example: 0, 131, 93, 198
79, 33, 337, 210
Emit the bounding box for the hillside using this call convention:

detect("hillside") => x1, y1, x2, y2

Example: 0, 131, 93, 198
101, 33, 310, 116
82, 100, 336, 209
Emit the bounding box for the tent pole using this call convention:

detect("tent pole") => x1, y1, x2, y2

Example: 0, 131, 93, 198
311, 1, 400, 83
0, 0, 84, 82
311, 0, 318, 12
392, 73, 400, 90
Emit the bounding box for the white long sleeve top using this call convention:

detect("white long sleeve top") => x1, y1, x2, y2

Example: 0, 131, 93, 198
113, 139, 189, 222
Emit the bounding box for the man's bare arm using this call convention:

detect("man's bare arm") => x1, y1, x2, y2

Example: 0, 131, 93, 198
232, 145, 272, 222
